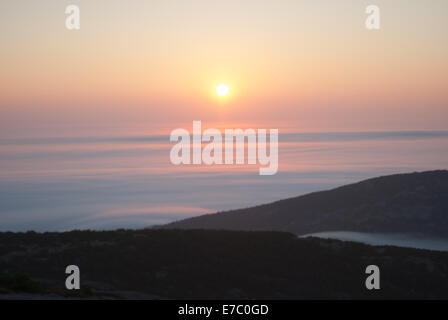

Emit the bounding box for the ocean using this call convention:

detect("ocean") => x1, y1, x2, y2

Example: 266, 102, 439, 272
1, 130, 448, 231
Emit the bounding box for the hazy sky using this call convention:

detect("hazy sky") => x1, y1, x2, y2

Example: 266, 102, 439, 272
1, 0, 447, 134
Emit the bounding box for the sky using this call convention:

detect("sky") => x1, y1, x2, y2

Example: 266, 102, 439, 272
0, 1, 448, 231
0, 0, 447, 135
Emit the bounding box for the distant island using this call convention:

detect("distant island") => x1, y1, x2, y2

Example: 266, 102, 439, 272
161, 170, 448, 237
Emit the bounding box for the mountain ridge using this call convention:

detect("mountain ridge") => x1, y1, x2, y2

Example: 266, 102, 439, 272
161, 170, 448, 236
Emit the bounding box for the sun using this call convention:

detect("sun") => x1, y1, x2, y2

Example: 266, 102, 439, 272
216, 84, 229, 97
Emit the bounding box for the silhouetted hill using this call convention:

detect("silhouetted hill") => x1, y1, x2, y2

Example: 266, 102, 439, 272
162, 170, 448, 236
1, 229, 448, 299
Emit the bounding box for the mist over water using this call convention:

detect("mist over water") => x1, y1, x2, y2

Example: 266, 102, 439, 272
1, 130, 448, 231
301, 231, 448, 252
